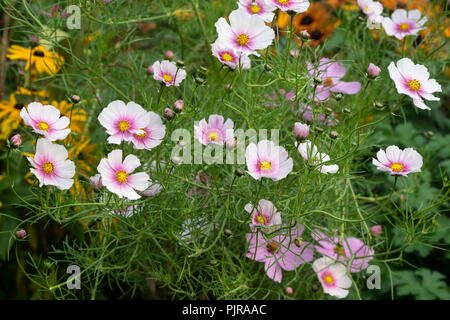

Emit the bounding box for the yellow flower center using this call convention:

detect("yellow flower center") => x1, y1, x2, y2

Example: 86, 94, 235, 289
118, 120, 130, 132
43, 162, 54, 174
324, 77, 333, 87
163, 74, 173, 83
399, 23, 410, 31
116, 170, 128, 183
277, 0, 290, 4
222, 53, 233, 62
259, 161, 272, 171
407, 79, 421, 92
266, 242, 279, 254
236, 33, 249, 45
364, 6, 370, 12
324, 275, 334, 284
136, 130, 147, 139
208, 131, 219, 141
37, 121, 49, 131
256, 214, 267, 225
390, 162, 404, 172
334, 246, 345, 256
250, 3, 261, 13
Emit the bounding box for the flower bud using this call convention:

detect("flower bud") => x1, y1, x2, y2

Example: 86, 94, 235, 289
370, 225, 382, 236
164, 50, 174, 59
195, 77, 205, 85
173, 99, 184, 113
333, 93, 343, 101
315, 127, 324, 134
425, 130, 434, 138
311, 284, 319, 292
329, 131, 339, 139
264, 64, 273, 72
16, 229, 27, 238
313, 76, 322, 85
163, 107, 174, 120
294, 238, 303, 247
225, 84, 233, 90
343, 108, 351, 114
373, 101, 384, 110
294, 122, 310, 140
234, 168, 244, 177
10, 134, 22, 147
367, 63, 381, 79
71, 95, 81, 104
200, 66, 208, 75
226, 138, 236, 150
147, 66, 155, 75
176, 60, 185, 67
171, 155, 182, 165
89, 174, 103, 188
224, 229, 232, 237
299, 30, 310, 41
285, 287, 294, 295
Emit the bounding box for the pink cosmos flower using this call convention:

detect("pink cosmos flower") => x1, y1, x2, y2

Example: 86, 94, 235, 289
211, 41, 251, 70
246, 225, 314, 283
152, 60, 187, 86
372, 145, 423, 176
388, 58, 442, 110
245, 199, 282, 229
214, 8, 275, 57
27, 138, 75, 190
89, 173, 103, 188
194, 114, 234, 146
307, 58, 361, 102
312, 257, 352, 299
130, 111, 166, 150
238, 0, 276, 22
296, 140, 338, 174
245, 140, 293, 181
98, 100, 149, 145
97, 149, 150, 200
20, 102, 71, 141
357, 0, 383, 23
140, 182, 163, 197
269, 0, 310, 13
312, 229, 374, 273
382, 9, 427, 40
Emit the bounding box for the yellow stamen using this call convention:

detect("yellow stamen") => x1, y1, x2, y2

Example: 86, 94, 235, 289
43, 162, 54, 174
208, 131, 219, 141
259, 160, 272, 171
37, 121, 49, 131
324, 77, 333, 87
407, 79, 421, 92
250, 3, 260, 13
390, 163, 403, 172
116, 170, 128, 183
236, 34, 249, 45
222, 53, 233, 62
266, 242, 279, 254
256, 215, 267, 225
334, 246, 345, 256
277, 0, 290, 4
365, 6, 370, 12
118, 120, 130, 132
136, 130, 146, 139
324, 275, 334, 284
163, 74, 173, 83
399, 23, 410, 31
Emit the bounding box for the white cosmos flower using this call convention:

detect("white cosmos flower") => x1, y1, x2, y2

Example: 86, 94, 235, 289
296, 140, 338, 174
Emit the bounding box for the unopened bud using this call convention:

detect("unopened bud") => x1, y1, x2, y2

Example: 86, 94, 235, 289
195, 77, 205, 85
370, 225, 382, 236
176, 60, 185, 67
294, 122, 310, 140
285, 287, 294, 295
71, 95, 81, 104
147, 65, 155, 75
15, 229, 27, 238
234, 168, 244, 177
312, 284, 319, 292
224, 229, 232, 237
373, 102, 384, 110
343, 108, 351, 114
299, 30, 310, 41
164, 107, 174, 120
209, 259, 218, 266
226, 138, 236, 150
171, 155, 182, 165
164, 50, 174, 60
367, 63, 381, 79
315, 127, 324, 134
313, 76, 322, 85
333, 93, 343, 101
294, 238, 303, 247
329, 131, 339, 139
200, 66, 208, 75
425, 131, 434, 138
10, 134, 22, 147
173, 99, 184, 113
89, 174, 103, 188
264, 64, 273, 72
225, 84, 233, 90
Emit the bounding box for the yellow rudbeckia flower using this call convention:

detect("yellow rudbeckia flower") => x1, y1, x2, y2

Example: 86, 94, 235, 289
7, 45, 64, 75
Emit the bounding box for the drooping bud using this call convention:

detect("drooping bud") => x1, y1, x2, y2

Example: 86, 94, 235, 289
173, 99, 184, 113
163, 107, 174, 120
294, 122, 310, 140
10, 134, 22, 147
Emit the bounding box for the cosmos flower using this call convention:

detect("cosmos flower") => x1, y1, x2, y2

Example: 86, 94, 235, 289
296, 140, 338, 174
294, 122, 310, 140
312, 256, 352, 298
151, 60, 187, 86
140, 182, 163, 197
357, 0, 383, 23
246, 224, 314, 283
98, 100, 149, 145
214, 8, 275, 56
372, 145, 423, 176
237, 0, 276, 22
245, 140, 293, 181
312, 229, 374, 273
270, 0, 310, 13
194, 114, 234, 146
20, 102, 71, 141
97, 149, 150, 200
381, 9, 427, 40
130, 111, 166, 150
387, 58, 441, 110
307, 58, 361, 102
245, 199, 282, 229
27, 138, 75, 190
6, 45, 64, 75
211, 41, 251, 70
